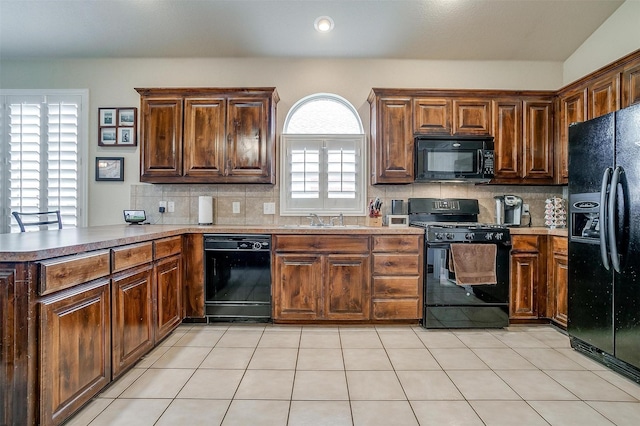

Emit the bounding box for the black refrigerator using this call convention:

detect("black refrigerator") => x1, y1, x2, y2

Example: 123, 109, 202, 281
568, 102, 640, 383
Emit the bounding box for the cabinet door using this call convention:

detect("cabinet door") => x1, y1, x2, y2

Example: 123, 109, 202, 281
155, 255, 183, 342
39, 280, 110, 426
325, 254, 370, 320
549, 237, 568, 328
140, 97, 183, 180
413, 98, 452, 134
273, 253, 322, 320
588, 74, 620, 119
227, 97, 272, 182
523, 99, 554, 181
510, 252, 539, 320
183, 98, 225, 179
557, 88, 587, 184
453, 98, 491, 135
371, 96, 414, 183
622, 62, 640, 108
491, 99, 522, 181
112, 266, 154, 378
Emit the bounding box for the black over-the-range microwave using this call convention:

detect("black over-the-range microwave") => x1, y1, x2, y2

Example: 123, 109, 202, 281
414, 136, 494, 183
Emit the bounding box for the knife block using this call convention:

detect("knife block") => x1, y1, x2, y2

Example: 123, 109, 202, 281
366, 216, 383, 227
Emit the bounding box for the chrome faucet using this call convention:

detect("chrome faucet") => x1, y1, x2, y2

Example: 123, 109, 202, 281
307, 213, 325, 226
330, 213, 344, 227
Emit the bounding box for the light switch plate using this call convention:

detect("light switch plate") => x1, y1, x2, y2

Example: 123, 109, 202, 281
167, 201, 175, 213
232, 201, 240, 214
263, 202, 276, 214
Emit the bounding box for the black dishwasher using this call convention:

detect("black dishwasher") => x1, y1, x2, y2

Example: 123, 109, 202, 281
204, 234, 271, 322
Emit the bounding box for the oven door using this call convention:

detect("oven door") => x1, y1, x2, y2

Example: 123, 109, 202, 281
424, 241, 509, 328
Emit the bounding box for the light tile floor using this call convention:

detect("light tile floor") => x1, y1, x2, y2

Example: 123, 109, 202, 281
66, 324, 640, 426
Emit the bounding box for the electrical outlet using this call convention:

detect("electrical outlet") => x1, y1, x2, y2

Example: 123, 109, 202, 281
167, 201, 175, 213
232, 201, 241, 214
263, 202, 276, 214
523, 203, 530, 214
159, 201, 167, 213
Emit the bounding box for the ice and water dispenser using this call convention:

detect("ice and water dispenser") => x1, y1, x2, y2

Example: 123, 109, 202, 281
569, 193, 601, 242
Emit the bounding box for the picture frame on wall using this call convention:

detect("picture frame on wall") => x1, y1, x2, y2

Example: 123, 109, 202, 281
98, 107, 137, 146
95, 157, 124, 181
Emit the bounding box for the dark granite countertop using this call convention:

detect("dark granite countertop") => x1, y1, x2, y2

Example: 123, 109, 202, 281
0, 224, 424, 262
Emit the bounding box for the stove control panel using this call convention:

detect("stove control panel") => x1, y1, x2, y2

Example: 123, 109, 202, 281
428, 228, 509, 243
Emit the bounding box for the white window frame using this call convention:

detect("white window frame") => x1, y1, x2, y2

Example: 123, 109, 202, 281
280, 93, 366, 217
0, 89, 88, 233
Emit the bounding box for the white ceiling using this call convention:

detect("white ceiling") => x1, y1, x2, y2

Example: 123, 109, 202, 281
0, 0, 625, 61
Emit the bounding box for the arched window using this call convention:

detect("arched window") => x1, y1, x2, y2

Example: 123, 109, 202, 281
281, 94, 366, 216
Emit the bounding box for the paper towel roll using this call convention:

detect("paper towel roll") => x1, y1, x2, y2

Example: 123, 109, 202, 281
198, 196, 213, 225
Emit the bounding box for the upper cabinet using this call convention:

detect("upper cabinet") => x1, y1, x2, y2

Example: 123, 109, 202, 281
369, 89, 552, 185
369, 93, 414, 184
137, 88, 279, 184
555, 50, 640, 184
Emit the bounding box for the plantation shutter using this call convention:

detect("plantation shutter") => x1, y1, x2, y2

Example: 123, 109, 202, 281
2, 93, 83, 232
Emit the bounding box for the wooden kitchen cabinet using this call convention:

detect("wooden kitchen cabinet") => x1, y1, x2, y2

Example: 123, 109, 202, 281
522, 98, 554, 182
548, 236, 568, 328
111, 240, 155, 378
413, 97, 452, 135
154, 236, 183, 342
510, 235, 546, 322
588, 73, 620, 119
371, 235, 423, 321
111, 265, 154, 378
555, 87, 587, 184
39, 280, 111, 426
622, 61, 640, 107
492, 98, 522, 181
453, 98, 491, 135
273, 235, 370, 321
368, 92, 414, 184
137, 87, 278, 184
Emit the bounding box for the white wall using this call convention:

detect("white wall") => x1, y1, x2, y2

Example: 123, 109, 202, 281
0, 58, 562, 226
563, 0, 640, 84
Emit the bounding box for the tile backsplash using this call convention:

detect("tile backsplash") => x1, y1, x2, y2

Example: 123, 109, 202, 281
130, 183, 565, 227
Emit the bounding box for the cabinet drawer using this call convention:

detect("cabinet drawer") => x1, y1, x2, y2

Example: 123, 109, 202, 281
372, 235, 421, 253
511, 235, 541, 253
39, 250, 110, 295
551, 236, 568, 255
372, 253, 420, 275
274, 235, 369, 253
372, 299, 420, 320
154, 236, 182, 260
373, 276, 420, 298
111, 242, 153, 273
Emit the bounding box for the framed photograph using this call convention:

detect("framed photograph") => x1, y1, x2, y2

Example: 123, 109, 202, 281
100, 128, 117, 145
98, 107, 137, 146
99, 108, 116, 126
95, 157, 124, 181
118, 127, 135, 145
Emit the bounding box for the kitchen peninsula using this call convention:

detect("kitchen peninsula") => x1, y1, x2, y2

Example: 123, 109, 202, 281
0, 224, 423, 426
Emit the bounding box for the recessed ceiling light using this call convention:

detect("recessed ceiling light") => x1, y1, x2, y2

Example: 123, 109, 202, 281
314, 16, 334, 33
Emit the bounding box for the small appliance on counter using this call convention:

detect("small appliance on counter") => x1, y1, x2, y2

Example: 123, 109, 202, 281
494, 195, 523, 226
544, 196, 567, 228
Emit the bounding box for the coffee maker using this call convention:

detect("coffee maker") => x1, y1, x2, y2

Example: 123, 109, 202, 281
494, 195, 523, 226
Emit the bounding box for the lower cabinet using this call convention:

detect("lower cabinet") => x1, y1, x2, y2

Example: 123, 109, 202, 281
548, 236, 568, 327
509, 233, 568, 328
510, 236, 543, 321
39, 280, 111, 426
111, 265, 154, 378
155, 254, 183, 341
273, 235, 370, 321
371, 235, 423, 320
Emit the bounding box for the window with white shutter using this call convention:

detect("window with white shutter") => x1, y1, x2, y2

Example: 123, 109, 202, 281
0, 90, 87, 233
281, 94, 365, 216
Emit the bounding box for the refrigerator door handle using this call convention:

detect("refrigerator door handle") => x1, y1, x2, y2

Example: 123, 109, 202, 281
600, 167, 612, 271
608, 166, 624, 273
